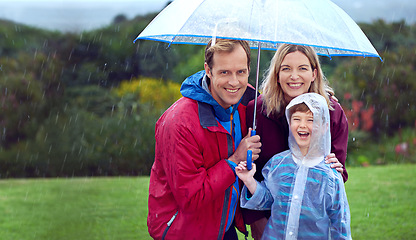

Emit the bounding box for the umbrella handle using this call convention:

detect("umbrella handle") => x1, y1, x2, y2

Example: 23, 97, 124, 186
246, 129, 256, 171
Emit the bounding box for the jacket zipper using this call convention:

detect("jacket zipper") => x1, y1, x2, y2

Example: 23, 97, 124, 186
161, 211, 178, 240
230, 113, 233, 137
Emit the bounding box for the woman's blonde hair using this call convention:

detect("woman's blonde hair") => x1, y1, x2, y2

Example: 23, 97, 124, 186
261, 44, 334, 117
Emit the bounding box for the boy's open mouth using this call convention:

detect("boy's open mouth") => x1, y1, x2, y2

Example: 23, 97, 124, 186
298, 132, 310, 138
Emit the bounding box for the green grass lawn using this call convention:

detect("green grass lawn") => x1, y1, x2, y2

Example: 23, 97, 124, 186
1, 164, 415, 240
0, 177, 150, 240
344, 164, 416, 240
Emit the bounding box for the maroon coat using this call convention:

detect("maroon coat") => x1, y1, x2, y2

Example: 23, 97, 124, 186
244, 95, 349, 224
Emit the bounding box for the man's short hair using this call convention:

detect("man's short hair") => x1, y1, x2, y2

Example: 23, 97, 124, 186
205, 39, 251, 69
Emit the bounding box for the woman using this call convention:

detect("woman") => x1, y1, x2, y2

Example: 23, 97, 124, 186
244, 44, 349, 239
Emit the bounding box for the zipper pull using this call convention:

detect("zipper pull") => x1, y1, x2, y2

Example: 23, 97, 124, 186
230, 113, 233, 135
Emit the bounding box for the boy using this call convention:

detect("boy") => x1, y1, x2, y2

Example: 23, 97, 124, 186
236, 93, 351, 240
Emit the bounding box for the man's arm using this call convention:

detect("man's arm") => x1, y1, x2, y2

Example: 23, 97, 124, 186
159, 119, 236, 213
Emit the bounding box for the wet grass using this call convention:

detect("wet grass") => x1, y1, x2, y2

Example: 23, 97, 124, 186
344, 164, 416, 240
239, 164, 416, 239
0, 165, 415, 240
0, 177, 150, 240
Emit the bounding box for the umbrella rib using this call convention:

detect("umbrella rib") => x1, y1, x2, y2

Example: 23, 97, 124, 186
326, 48, 332, 59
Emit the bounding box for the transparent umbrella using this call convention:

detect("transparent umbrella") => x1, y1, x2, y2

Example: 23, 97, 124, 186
135, 0, 380, 58
134, 0, 381, 168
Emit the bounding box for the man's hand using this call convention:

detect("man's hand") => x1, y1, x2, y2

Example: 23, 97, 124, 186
228, 128, 261, 165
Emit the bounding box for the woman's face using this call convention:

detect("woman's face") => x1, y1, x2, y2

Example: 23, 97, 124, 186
278, 51, 317, 101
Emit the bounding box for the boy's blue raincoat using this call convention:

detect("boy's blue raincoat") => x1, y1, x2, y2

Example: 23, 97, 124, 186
241, 93, 351, 240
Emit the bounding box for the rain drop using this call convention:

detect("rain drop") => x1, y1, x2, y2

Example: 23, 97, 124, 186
87, 72, 92, 82
68, 48, 74, 61
2, 127, 6, 140
111, 105, 115, 116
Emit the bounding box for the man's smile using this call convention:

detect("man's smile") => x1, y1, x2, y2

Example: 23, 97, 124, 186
226, 88, 239, 93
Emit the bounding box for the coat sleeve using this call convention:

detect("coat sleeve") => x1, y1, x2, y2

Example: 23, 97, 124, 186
158, 114, 236, 213
330, 100, 349, 182
240, 181, 273, 210
240, 153, 281, 211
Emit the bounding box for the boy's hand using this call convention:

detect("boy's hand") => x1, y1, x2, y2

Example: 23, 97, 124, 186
236, 161, 257, 194
236, 161, 256, 180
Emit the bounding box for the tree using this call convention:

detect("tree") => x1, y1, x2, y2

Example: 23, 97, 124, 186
332, 46, 416, 136
0, 51, 63, 148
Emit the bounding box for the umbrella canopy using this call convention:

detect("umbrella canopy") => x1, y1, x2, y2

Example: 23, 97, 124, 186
135, 0, 380, 59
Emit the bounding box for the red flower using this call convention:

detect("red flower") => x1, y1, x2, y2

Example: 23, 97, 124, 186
344, 92, 352, 100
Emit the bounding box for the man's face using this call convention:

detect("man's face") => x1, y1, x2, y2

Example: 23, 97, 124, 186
290, 110, 314, 155
204, 44, 249, 109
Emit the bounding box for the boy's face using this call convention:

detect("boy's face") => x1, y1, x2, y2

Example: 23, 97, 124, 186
290, 110, 314, 155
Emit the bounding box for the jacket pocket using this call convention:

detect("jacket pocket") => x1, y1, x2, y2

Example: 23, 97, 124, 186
161, 211, 178, 240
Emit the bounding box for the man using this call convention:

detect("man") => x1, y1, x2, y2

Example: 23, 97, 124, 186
147, 39, 261, 240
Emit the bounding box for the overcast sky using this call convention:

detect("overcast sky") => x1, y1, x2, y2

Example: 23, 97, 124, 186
0, 0, 170, 31
1, 0, 415, 32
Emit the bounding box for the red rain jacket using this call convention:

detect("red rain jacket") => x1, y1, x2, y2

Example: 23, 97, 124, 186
148, 85, 255, 239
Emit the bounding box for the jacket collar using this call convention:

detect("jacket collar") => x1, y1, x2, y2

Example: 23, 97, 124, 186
198, 101, 219, 128
181, 70, 241, 122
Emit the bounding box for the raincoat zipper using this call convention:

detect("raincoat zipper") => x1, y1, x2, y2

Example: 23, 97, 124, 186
161, 211, 178, 240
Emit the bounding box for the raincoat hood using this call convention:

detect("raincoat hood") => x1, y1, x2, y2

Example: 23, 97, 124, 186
285, 93, 331, 166
180, 70, 241, 122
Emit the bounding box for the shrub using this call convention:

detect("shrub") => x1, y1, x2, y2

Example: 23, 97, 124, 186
114, 77, 181, 114
346, 127, 416, 167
